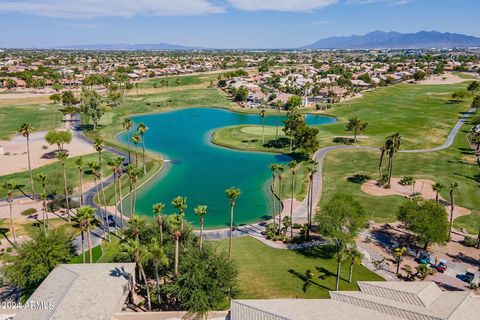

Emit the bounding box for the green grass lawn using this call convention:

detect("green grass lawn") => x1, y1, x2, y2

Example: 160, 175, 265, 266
137, 74, 215, 89
321, 124, 480, 223
69, 237, 120, 263
214, 237, 383, 299
0, 104, 63, 139
0, 152, 114, 198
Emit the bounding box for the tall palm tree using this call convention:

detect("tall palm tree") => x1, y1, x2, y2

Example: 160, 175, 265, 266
35, 173, 48, 231
173, 229, 182, 277
171, 196, 187, 231
448, 182, 459, 240
122, 117, 134, 163
276, 164, 285, 232
113, 156, 125, 224
384, 133, 402, 188
334, 239, 347, 291
137, 123, 149, 174
225, 187, 241, 260
275, 101, 282, 141
259, 109, 266, 145
194, 205, 207, 251
269, 164, 278, 230
288, 160, 298, 238
432, 182, 445, 203
77, 206, 97, 263
307, 160, 318, 237
125, 164, 138, 216
75, 157, 84, 206
131, 132, 141, 169
121, 239, 152, 311
93, 137, 104, 166
152, 203, 165, 244
89, 161, 110, 241
378, 146, 386, 184
148, 240, 168, 305
73, 208, 87, 263
18, 123, 35, 197
56, 150, 71, 222
346, 246, 363, 283
2, 181, 17, 244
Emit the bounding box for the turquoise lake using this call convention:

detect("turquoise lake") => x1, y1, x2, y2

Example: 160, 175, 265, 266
118, 108, 335, 229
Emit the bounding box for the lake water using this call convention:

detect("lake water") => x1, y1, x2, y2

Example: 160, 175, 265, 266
118, 108, 335, 228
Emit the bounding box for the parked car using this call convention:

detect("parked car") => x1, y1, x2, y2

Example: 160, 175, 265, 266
435, 259, 447, 273
417, 252, 431, 265
463, 270, 475, 283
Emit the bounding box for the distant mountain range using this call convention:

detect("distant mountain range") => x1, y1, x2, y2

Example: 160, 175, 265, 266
55, 43, 205, 51
303, 31, 480, 49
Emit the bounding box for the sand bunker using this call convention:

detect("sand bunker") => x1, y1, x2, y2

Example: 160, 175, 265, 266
418, 72, 466, 85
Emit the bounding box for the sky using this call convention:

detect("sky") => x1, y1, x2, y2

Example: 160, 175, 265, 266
0, 0, 479, 49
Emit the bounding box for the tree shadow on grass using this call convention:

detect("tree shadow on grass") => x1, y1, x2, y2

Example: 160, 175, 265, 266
264, 138, 290, 149
0, 227, 15, 247
347, 174, 371, 184
294, 244, 336, 260
288, 269, 332, 292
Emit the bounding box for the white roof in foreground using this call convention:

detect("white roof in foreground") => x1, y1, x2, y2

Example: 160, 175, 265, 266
14, 263, 135, 320
232, 281, 480, 320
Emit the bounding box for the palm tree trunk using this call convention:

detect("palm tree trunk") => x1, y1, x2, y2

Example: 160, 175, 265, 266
62, 162, 71, 222
78, 169, 83, 206
378, 152, 385, 183
133, 179, 138, 215
118, 175, 124, 227
87, 226, 93, 263
290, 172, 295, 238
306, 181, 311, 239
396, 260, 401, 275
43, 185, 49, 227
27, 136, 35, 198
448, 191, 454, 240
435, 191, 439, 203
139, 265, 152, 311
99, 178, 111, 242
387, 156, 393, 188
349, 262, 354, 283
272, 175, 276, 230
9, 197, 17, 244
229, 204, 234, 260
129, 179, 134, 217
278, 178, 283, 233
113, 173, 119, 234
127, 132, 131, 163
262, 118, 265, 145
174, 237, 179, 276
154, 266, 161, 305
81, 230, 85, 264
336, 258, 341, 291
200, 218, 204, 251
142, 140, 146, 175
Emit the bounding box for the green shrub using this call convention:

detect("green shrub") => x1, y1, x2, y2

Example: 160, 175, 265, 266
463, 236, 477, 247
20, 208, 38, 216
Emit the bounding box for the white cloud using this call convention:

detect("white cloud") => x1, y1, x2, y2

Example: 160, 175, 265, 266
0, 0, 225, 18
227, 0, 338, 12
313, 20, 331, 26
347, 0, 411, 6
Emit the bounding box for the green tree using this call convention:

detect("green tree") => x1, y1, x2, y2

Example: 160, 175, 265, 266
152, 203, 165, 244
288, 160, 298, 238
346, 246, 363, 283
194, 205, 208, 251
293, 124, 319, 154
2, 180, 18, 244
346, 117, 368, 143
393, 246, 407, 275
93, 137, 104, 166
452, 90, 469, 101
2, 228, 73, 294
467, 81, 479, 95
35, 173, 49, 231
131, 132, 141, 168
18, 123, 36, 197
45, 130, 72, 151
413, 71, 426, 82
225, 187, 241, 260
432, 182, 445, 203
49, 93, 61, 104
283, 108, 304, 151
172, 196, 188, 231
384, 133, 402, 188
398, 200, 449, 249
269, 164, 278, 230
81, 89, 105, 130
286, 95, 302, 110
316, 194, 366, 290
61, 90, 77, 107
234, 86, 248, 102
148, 240, 168, 305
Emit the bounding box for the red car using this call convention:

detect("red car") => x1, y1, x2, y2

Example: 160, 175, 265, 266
435, 259, 447, 273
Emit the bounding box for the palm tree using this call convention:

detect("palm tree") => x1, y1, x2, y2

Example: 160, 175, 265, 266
176, 78, 180, 105
288, 160, 298, 238
225, 187, 241, 260
171, 196, 187, 231
276, 164, 285, 232
125, 164, 138, 216
76, 206, 97, 263
93, 137, 104, 166
378, 146, 386, 184
131, 132, 141, 169
137, 123, 149, 174
152, 203, 165, 244
18, 123, 35, 197
432, 182, 445, 203
148, 240, 168, 305
259, 109, 266, 145
393, 246, 407, 275
90, 161, 110, 241
75, 157, 84, 206
275, 101, 282, 141
269, 164, 278, 230
35, 173, 48, 230
194, 205, 207, 251
113, 156, 125, 224
56, 150, 71, 222
346, 246, 363, 283
121, 239, 152, 311
73, 208, 87, 263
334, 239, 347, 291
306, 160, 318, 237
122, 117, 134, 163
384, 133, 402, 188
448, 182, 459, 240
2, 181, 17, 244
173, 229, 182, 277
